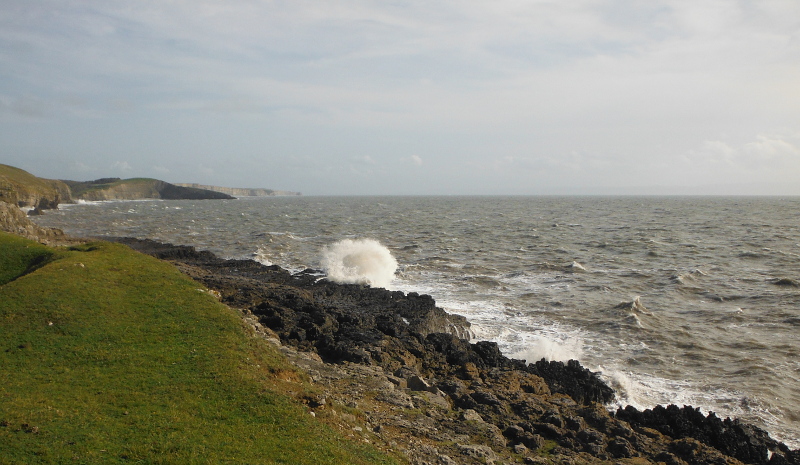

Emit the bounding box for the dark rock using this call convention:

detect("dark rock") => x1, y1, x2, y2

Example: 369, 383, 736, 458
518, 431, 544, 450
607, 437, 635, 458
577, 428, 605, 444
503, 424, 525, 440
407, 375, 433, 392
542, 411, 565, 428
527, 358, 614, 405
531, 422, 566, 439
470, 389, 502, 406
563, 415, 585, 431
454, 393, 479, 410
615, 404, 794, 465
655, 451, 688, 465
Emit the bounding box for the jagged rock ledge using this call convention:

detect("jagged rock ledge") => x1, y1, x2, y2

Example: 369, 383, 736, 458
114, 237, 799, 465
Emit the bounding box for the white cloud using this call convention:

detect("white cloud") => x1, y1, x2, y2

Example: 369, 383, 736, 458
1, 1, 799, 194
742, 135, 799, 162
352, 155, 375, 164
111, 160, 132, 172
72, 161, 95, 173
680, 134, 800, 189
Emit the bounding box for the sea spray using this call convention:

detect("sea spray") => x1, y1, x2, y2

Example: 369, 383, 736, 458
321, 238, 398, 288
511, 336, 584, 363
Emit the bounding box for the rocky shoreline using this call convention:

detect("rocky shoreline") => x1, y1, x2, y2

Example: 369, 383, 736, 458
113, 237, 799, 465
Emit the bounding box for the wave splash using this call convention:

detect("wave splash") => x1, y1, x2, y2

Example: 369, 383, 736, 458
321, 238, 398, 289
511, 336, 583, 363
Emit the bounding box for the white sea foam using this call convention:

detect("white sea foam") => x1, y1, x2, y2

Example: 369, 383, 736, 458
252, 247, 274, 266
510, 336, 584, 363
320, 238, 398, 289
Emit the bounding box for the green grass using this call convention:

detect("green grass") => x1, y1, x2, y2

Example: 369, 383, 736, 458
0, 164, 67, 207
0, 234, 56, 285
0, 232, 399, 464
0, 164, 56, 192
63, 178, 158, 198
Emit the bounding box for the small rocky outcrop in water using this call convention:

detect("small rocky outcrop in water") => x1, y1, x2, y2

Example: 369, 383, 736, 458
114, 237, 800, 465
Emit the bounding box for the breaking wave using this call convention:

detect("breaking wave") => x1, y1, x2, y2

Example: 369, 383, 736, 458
510, 336, 584, 363
321, 238, 398, 289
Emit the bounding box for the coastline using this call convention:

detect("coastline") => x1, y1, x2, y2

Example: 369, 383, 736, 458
112, 236, 800, 465
2, 188, 797, 463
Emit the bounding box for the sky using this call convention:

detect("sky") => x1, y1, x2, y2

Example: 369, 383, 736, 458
1, 1, 799, 195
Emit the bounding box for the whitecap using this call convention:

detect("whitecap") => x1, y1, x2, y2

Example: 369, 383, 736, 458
566, 261, 586, 272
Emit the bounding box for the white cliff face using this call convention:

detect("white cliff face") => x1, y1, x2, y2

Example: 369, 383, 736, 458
174, 183, 301, 197
75, 180, 164, 201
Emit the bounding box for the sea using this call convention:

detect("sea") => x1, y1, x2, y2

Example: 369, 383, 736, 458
31, 195, 800, 447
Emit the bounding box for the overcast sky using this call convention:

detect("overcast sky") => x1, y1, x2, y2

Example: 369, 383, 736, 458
2, 1, 799, 195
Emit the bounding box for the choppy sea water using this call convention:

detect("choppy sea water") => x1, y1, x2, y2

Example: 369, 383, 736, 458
32, 196, 800, 447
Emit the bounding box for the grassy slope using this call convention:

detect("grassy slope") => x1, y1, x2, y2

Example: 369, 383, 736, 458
0, 164, 57, 191
0, 232, 398, 465
64, 178, 157, 198
0, 164, 65, 206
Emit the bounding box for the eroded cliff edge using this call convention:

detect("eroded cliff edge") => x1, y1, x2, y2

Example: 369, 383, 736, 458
0, 164, 71, 210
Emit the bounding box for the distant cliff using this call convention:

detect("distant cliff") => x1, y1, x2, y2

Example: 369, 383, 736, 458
175, 183, 301, 197
64, 178, 235, 201
2, 165, 237, 207
0, 164, 72, 210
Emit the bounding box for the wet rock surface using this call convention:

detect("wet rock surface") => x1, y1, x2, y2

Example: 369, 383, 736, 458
115, 237, 799, 465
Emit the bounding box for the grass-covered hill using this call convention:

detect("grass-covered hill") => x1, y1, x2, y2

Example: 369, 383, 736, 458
1, 164, 234, 210
0, 164, 71, 209
63, 178, 234, 201
0, 232, 398, 464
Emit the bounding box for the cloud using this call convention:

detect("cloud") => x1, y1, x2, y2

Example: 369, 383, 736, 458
72, 161, 96, 173
1, 1, 799, 194
681, 133, 800, 188
352, 155, 375, 164
0, 95, 49, 119
111, 161, 132, 172
742, 135, 800, 162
